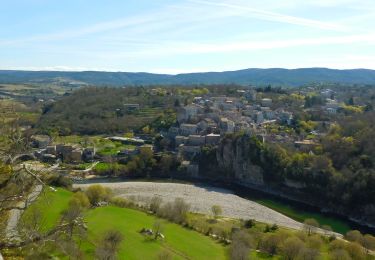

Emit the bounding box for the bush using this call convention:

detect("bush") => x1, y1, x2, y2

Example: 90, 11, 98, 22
211, 205, 222, 219
156, 198, 190, 224
69, 191, 90, 209
44, 173, 72, 189
345, 230, 363, 243
110, 197, 133, 208
297, 247, 320, 260
85, 184, 112, 206
259, 233, 285, 255
329, 249, 351, 260
95, 229, 124, 260
362, 234, 375, 251
345, 242, 366, 260
306, 235, 323, 250
244, 219, 255, 229
329, 239, 347, 252
270, 224, 278, 232
230, 230, 253, 260
280, 237, 304, 260
149, 196, 163, 213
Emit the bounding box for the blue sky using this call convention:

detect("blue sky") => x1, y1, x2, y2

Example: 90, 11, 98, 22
1, 0, 375, 73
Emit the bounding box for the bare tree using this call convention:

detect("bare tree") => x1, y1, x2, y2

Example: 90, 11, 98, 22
149, 196, 163, 213
95, 229, 124, 260
297, 247, 320, 260
303, 219, 319, 236
362, 234, 375, 253
0, 117, 87, 256
153, 220, 164, 240
230, 230, 253, 260
345, 230, 363, 243
211, 205, 222, 219
329, 249, 351, 260
281, 237, 305, 260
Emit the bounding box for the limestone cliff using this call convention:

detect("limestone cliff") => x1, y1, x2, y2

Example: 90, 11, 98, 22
216, 135, 264, 185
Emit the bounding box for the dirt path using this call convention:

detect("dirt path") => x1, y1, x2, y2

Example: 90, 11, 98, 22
5, 184, 43, 240
4, 162, 58, 240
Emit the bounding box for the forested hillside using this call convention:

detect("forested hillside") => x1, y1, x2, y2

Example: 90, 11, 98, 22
36, 87, 177, 135
2, 68, 375, 86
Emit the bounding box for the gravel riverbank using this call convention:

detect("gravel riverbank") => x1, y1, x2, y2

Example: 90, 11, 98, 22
75, 181, 307, 230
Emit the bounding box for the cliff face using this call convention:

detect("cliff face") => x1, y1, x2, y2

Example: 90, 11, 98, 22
216, 135, 264, 185
199, 135, 375, 229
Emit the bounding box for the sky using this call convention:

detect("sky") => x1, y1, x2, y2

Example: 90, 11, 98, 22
1, 0, 375, 74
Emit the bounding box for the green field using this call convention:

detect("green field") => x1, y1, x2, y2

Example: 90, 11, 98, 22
83, 206, 227, 259
21, 188, 72, 231
254, 198, 351, 234
53, 135, 136, 156
23, 188, 228, 259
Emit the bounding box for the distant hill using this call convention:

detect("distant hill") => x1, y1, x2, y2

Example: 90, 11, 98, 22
1, 68, 375, 87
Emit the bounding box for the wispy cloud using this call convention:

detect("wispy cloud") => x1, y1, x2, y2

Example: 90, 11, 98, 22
106, 33, 375, 58
189, 0, 347, 31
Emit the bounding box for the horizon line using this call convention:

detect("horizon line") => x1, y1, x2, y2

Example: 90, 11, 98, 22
0, 66, 373, 76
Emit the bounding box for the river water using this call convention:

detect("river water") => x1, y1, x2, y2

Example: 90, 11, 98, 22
74, 177, 375, 235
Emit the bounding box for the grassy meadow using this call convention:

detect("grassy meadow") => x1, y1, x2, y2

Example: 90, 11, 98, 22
22, 188, 228, 259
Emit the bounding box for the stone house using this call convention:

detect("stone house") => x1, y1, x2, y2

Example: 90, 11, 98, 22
188, 135, 206, 146
175, 136, 189, 146
180, 123, 198, 136
261, 98, 272, 107
31, 135, 51, 148
205, 133, 221, 145
219, 118, 235, 133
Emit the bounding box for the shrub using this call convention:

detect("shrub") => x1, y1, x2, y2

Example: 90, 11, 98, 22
156, 198, 190, 224
306, 235, 323, 250
280, 237, 304, 260
270, 224, 278, 232
85, 184, 112, 206
211, 205, 222, 219
95, 229, 124, 260
259, 233, 284, 255
110, 197, 133, 208
230, 230, 253, 260
329, 239, 347, 252
362, 234, 375, 251
345, 242, 366, 260
44, 173, 72, 189
149, 196, 163, 213
297, 247, 320, 260
244, 219, 255, 229
345, 230, 363, 243
329, 249, 351, 260
69, 191, 90, 209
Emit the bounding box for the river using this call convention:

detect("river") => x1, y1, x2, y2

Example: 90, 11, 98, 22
73, 177, 375, 235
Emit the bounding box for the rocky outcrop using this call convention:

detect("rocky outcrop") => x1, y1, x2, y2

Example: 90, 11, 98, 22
216, 135, 264, 185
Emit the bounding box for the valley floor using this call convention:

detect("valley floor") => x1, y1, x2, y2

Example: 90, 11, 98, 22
75, 181, 318, 233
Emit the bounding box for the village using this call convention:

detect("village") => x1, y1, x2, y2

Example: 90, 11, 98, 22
25, 86, 352, 180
